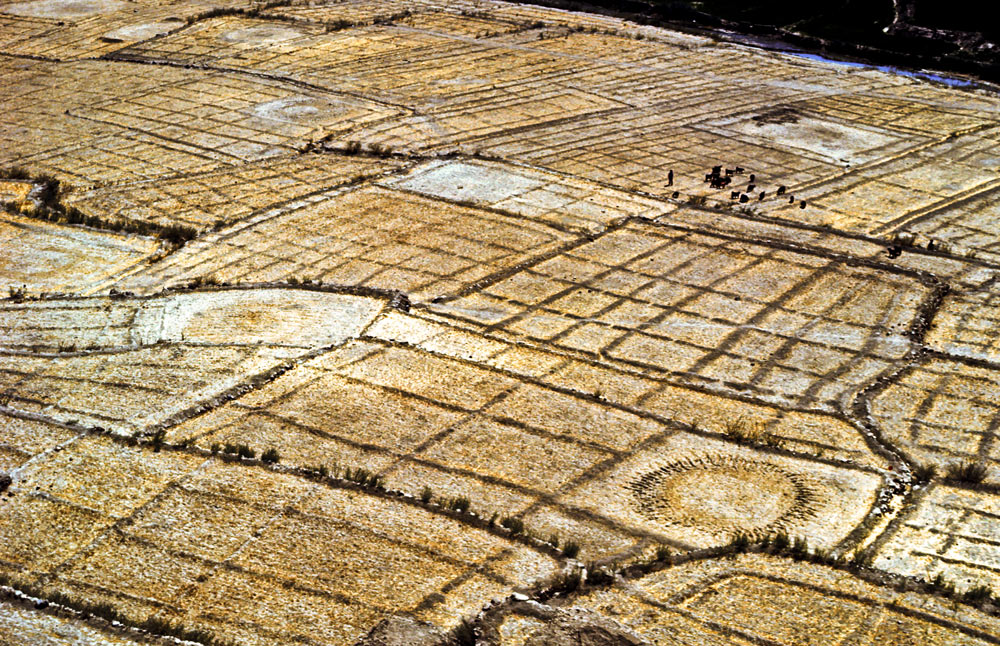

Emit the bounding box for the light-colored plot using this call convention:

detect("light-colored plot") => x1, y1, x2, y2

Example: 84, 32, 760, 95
0, 289, 385, 433
387, 159, 670, 233
1, 288, 384, 350
871, 357, 1000, 478
706, 109, 905, 165
0, 212, 158, 294
120, 185, 576, 301
875, 484, 1000, 595
926, 285, 1000, 363
0, 600, 149, 646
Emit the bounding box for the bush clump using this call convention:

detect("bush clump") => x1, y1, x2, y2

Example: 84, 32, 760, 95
946, 460, 989, 486
500, 516, 524, 535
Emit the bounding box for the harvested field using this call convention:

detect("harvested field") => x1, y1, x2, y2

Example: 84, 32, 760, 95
490, 554, 1000, 645
120, 184, 580, 300
6, 0, 1000, 642
0, 212, 158, 294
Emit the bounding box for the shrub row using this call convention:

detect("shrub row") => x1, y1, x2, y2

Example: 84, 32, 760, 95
0, 571, 232, 646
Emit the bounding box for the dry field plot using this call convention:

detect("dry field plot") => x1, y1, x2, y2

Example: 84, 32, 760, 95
0, 429, 559, 645
0, 289, 385, 433
926, 283, 1000, 363
167, 315, 886, 558
64, 153, 405, 231
432, 219, 927, 410
494, 554, 1000, 645
872, 357, 1000, 478
121, 184, 579, 300
7, 0, 1000, 643
0, 598, 148, 646
874, 483, 1000, 596
0, 56, 396, 185
0, 212, 158, 294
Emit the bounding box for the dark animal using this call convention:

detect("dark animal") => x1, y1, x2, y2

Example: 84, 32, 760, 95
776, 185, 786, 195
739, 194, 749, 203
887, 245, 902, 259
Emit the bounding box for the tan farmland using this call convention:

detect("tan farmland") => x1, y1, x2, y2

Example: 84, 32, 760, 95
4, 0, 1000, 644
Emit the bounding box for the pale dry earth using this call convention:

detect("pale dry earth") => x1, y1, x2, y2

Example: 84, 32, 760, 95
3, 0, 1000, 644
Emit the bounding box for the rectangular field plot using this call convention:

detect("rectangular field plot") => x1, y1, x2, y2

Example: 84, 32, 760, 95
121, 185, 577, 301
875, 484, 1000, 594
0, 58, 234, 184
522, 554, 1000, 646
386, 158, 670, 233
0, 289, 385, 433
0, 413, 78, 471
431, 220, 927, 410
926, 287, 1000, 363
0, 212, 158, 294
872, 357, 1000, 477
0, 56, 394, 186
66, 153, 405, 231
0, 433, 560, 646
168, 316, 887, 559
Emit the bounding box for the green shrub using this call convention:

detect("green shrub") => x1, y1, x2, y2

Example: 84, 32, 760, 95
561, 541, 580, 559
261, 447, 281, 464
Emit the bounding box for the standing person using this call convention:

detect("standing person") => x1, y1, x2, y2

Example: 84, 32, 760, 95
667, 169, 674, 186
